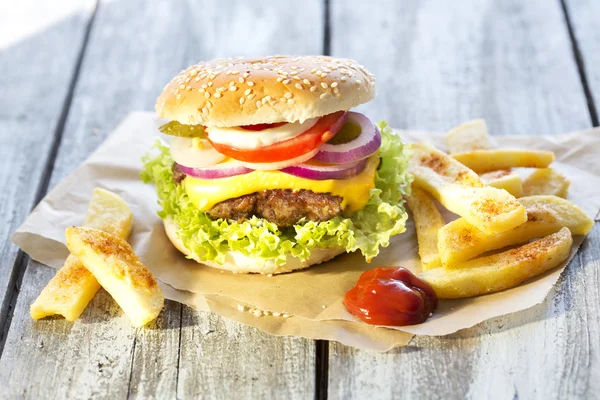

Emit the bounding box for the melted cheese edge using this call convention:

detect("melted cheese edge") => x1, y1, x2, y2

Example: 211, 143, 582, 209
184, 155, 379, 213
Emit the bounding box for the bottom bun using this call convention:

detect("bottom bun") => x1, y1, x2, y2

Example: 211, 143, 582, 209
163, 218, 345, 274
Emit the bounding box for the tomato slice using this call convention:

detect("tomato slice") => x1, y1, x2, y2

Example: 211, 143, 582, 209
206, 111, 348, 163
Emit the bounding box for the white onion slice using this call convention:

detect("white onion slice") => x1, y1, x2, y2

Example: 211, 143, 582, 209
280, 158, 368, 180
239, 148, 319, 170
314, 112, 381, 164
176, 159, 252, 179
171, 137, 225, 168
206, 118, 319, 149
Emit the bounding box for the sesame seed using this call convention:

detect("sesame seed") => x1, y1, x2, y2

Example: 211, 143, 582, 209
247, 93, 255, 100
310, 86, 317, 92
243, 72, 249, 78
199, 88, 205, 93
239, 97, 245, 104
293, 76, 301, 81
303, 79, 310, 85
311, 69, 317, 73
176, 94, 182, 100
214, 92, 222, 98
320, 93, 327, 99
217, 87, 225, 93
356, 79, 362, 84
256, 100, 262, 108
252, 309, 262, 317
205, 92, 210, 98
244, 88, 252, 95
277, 77, 283, 82
279, 97, 286, 102
282, 313, 291, 318
283, 79, 290, 84
185, 77, 191, 83
186, 85, 192, 90
273, 312, 281, 317
229, 81, 235, 86
284, 92, 293, 99
333, 87, 340, 94
202, 107, 208, 114
290, 71, 298, 76
331, 82, 338, 88
247, 81, 255, 86
189, 70, 197, 76
261, 97, 268, 105
206, 101, 212, 108
287, 98, 295, 105
237, 304, 246, 311
201, 84, 208, 89
295, 83, 303, 90
194, 77, 200, 81
290, 66, 297, 70
321, 82, 329, 89
208, 81, 213, 87
179, 84, 185, 90
229, 86, 237, 91
264, 95, 271, 101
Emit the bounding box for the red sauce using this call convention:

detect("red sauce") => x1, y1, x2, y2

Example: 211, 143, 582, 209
344, 267, 438, 326
239, 122, 287, 131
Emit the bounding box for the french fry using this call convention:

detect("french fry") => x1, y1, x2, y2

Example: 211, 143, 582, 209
480, 169, 524, 198
65, 227, 164, 327
404, 186, 445, 270
444, 119, 494, 154
420, 228, 572, 299
31, 189, 133, 321
438, 195, 592, 267
408, 142, 527, 235
452, 149, 555, 173
522, 168, 570, 198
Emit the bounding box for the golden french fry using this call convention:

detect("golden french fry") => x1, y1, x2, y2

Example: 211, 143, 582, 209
444, 119, 494, 154
65, 227, 164, 327
522, 168, 570, 198
408, 142, 527, 235
31, 189, 133, 321
438, 195, 592, 267
404, 186, 445, 270
452, 149, 555, 173
480, 169, 524, 198
420, 228, 572, 299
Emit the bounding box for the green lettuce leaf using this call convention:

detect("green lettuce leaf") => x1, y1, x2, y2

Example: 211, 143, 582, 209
141, 121, 412, 266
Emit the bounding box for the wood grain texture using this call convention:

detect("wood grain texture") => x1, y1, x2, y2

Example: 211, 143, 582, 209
178, 307, 316, 399
0, 0, 95, 336
329, 0, 598, 399
1, 0, 323, 398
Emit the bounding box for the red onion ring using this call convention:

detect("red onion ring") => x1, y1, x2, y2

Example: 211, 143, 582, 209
176, 160, 253, 179
280, 158, 368, 180
314, 112, 381, 164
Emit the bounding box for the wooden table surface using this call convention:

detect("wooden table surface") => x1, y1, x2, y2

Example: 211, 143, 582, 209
1, 0, 599, 398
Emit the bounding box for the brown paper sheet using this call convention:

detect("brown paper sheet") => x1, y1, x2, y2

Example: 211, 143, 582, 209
12, 112, 600, 351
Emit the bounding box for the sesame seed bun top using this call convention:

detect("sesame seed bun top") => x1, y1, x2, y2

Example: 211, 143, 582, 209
155, 55, 376, 127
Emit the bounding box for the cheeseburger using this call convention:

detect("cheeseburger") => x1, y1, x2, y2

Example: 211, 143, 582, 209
142, 56, 412, 274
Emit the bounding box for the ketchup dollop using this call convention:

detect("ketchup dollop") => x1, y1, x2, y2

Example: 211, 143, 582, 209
344, 267, 438, 326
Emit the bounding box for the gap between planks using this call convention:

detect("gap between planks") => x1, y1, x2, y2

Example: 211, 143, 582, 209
560, 0, 599, 126
0, 0, 100, 357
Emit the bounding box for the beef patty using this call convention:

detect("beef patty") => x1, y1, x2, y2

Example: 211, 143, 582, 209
173, 163, 343, 227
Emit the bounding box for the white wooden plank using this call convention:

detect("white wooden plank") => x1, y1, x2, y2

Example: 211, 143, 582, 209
1, 0, 324, 398
0, 0, 95, 335
329, 0, 596, 398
